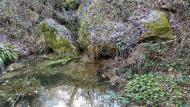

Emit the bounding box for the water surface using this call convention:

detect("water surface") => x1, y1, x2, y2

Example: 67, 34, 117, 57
28, 58, 122, 107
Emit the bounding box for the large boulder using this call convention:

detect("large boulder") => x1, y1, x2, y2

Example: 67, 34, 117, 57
78, 0, 129, 59
78, 0, 174, 59
40, 19, 77, 54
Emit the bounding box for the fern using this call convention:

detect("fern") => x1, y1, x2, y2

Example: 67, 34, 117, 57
0, 43, 17, 65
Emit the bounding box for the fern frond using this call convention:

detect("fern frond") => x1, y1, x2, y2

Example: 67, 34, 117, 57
0, 43, 18, 65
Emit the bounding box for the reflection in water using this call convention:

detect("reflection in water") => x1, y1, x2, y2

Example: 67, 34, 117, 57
34, 85, 121, 107
29, 56, 122, 107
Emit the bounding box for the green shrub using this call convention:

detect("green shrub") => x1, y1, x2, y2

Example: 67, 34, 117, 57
120, 74, 183, 106
0, 43, 17, 65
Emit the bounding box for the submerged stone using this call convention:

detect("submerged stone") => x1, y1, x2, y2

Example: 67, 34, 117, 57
6, 63, 25, 72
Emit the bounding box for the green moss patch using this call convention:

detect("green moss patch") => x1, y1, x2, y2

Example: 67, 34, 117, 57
78, 19, 90, 50
40, 22, 76, 54
144, 11, 174, 40
64, 0, 80, 10
40, 54, 79, 68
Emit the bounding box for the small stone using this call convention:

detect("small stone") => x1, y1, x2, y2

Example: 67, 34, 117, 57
1, 83, 6, 86
6, 63, 25, 72
7, 97, 12, 101
168, 67, 174, 72
33, 91, 38, 94
5, 80, 8, 83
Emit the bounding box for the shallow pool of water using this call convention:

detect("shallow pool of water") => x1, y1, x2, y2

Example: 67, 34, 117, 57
17, 57, 122, 107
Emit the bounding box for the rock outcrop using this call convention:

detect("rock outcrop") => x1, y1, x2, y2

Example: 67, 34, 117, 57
78, 0, 174, 59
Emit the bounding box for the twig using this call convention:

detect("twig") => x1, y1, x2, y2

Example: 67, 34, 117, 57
11, 94, 22, 107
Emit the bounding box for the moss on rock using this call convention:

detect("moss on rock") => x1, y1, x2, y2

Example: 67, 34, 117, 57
78, 2, 174, 60
77, 1, 124, 59
143, 11, 174, 40
78, 19, 90, 50
64, 0, 80, 10
40, 19, 77, 55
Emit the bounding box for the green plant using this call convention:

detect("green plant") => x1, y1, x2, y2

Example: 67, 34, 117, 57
116, 40, 126, 57
169, 59, 190, 74
64, 0, 79, 10
113, 67, 128, 74
42, 54, 79, 67
0, 43, 17, 65
120, 74, 182, 106
124, 43, 169, 74
78, 19, 90, 50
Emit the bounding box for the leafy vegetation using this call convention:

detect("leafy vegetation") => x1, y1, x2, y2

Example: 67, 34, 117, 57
42, 54, 79, 67
64, 0, 80, 10
40, 22, 76, 54
112, 41, 190, 106
118, 42, 190, 75
0, 43, 17, 65
116, 40, 127, 57
120, 74, 183, 106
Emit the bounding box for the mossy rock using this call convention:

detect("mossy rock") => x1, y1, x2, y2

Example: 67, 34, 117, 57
40, 19, 77, 55
78, 1, 126, 59
78, 2, 174, 60
78, 19, 116, 59
142, 11, 174, 40
64, 0, 80, 10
